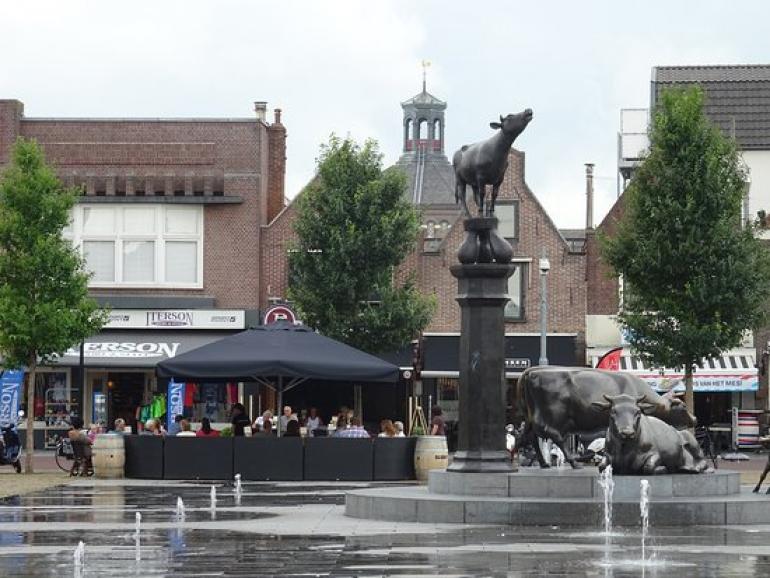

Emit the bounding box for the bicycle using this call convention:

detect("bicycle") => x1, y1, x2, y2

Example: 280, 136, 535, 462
54, 437, 74, 473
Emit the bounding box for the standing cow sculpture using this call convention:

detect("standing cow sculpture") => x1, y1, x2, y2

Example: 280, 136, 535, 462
517, 366, 697, 469
596, 394, 709, 475
453, 109, 533, 217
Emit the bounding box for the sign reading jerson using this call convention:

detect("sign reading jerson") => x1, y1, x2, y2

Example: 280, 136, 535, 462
105, 309, 244, 330
64, 342, 181, 359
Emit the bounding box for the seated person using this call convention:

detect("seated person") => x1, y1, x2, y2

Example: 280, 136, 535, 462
284, 418, 301, 437
336, 417, 370, 438
141, 419, 162, 436
196, 417, 220, 437
176, 419, 196, 436
113, 418, 127, 434
378, 419, 397, 438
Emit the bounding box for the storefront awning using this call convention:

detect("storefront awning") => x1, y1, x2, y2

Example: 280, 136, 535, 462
587, 349, 758, 392
49, 331, 236, 368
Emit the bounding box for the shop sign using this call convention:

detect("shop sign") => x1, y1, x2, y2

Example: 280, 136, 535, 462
64, 342, 181, 359
264, 305, 298, 325
105, 309, 245, 330
0, 370, 24, 427
505, 358, 530, 370
641, 373, 758, 393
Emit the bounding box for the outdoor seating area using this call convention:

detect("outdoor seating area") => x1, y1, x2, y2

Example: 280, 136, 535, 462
123, 434, 416, 481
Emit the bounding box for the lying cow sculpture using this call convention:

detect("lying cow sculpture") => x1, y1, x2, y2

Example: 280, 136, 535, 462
453, 109, 533, 217
517, 366, 696, 469
597, 394, 708, 475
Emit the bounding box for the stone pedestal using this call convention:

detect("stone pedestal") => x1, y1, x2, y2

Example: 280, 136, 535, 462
448, 260, 515, 473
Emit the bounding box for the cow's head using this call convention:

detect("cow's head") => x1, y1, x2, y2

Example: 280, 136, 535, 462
490, 109, 533, 136
592, 394, 656, 441
663, 396, 697, 428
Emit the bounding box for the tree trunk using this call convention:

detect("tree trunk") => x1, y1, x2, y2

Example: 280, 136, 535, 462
25, 360, 37, 474
684, 365, 695, 422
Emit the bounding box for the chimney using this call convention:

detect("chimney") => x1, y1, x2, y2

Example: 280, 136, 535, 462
254, 101, 267, 122
266, 108, 287, 223
585, 163, 595, 230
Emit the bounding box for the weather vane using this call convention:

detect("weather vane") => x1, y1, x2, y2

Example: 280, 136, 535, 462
421, 59, 431, 92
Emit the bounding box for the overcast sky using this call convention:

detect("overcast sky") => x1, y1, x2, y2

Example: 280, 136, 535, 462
2, 1, 769, 227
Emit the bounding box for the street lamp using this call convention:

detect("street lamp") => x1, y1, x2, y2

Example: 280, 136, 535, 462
538, 254, 550, 366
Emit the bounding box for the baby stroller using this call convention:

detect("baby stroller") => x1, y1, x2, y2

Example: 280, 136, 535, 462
0, 422, 23, 473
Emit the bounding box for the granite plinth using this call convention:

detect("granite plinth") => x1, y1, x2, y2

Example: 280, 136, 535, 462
345, 468, 763, 526
429, 468, 741, 499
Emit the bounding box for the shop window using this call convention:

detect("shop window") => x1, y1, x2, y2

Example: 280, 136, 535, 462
33, 371, 74, 449
165, 241, 198, 283
505, 263, 526, 321
123, 241, 155, 282
83, 241, 115, 282
436, 377, 458, 422
497, 201, 519, 240
71, 204, 202, 287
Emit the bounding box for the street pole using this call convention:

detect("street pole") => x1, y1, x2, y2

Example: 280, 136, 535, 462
538, 253, 550, 366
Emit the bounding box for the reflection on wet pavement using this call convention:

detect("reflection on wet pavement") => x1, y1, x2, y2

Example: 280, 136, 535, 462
0, 482, 769, 576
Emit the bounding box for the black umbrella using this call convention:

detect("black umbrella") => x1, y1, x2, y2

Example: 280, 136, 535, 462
155, 322, 398, 434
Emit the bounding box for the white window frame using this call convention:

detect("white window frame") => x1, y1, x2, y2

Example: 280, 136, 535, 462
70, 204, 203, 289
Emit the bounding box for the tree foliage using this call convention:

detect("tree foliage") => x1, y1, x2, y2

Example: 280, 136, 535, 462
289, 136, 435, 353
601, 87, 770, 412
0, 138, 107, 471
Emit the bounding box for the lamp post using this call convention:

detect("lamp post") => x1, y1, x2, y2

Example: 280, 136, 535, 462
538, 254, 550, 366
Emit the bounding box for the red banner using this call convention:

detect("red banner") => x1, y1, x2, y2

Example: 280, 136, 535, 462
596, 347, 623, 371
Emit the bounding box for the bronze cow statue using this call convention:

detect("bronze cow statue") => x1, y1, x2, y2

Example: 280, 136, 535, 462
453, 109, 532, 217
597, 394, 708, 475
517, 366, 696, 469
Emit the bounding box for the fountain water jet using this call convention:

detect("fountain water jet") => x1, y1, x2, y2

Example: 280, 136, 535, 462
640, 479, 650, 564
135, 512, 141, 561
176, 497, 186, 523
73, 540, 84, 575
597, 466, 614, 536
234, 473, 242, 505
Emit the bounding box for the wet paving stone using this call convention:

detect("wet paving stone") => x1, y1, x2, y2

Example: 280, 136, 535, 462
1, 482, 770, 576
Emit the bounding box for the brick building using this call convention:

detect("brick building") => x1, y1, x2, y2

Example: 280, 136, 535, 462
0, 99, 287, 447
261, 85, 588, 426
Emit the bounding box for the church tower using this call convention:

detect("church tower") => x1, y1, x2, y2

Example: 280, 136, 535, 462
396, 70, 458, 245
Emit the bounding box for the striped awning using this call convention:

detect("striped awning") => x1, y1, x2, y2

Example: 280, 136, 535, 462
587, 349, 758, 393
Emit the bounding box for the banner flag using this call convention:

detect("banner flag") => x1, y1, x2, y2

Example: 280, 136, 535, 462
167, 379, 186, 431
0, 370, 25, 427
596, 347, 623, 371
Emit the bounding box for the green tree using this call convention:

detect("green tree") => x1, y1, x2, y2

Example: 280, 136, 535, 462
601, 87, 770, 414
0, 139, 107, 472
289, 136, 435, 353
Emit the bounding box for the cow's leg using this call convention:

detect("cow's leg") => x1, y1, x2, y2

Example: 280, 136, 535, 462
641, 453, 666, 475
753, 456, 770, 493
456, 179, 471, 217
474, 180, 486, 216
526, 422, 550, 468
488, 183, 501, 217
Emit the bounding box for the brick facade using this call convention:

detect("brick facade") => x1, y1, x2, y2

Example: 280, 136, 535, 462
0, 100, 287, 310
259, 148, 587, 356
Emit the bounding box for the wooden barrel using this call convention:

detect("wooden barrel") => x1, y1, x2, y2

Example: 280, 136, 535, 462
93, 433, 126, 479
414, 435, 448, 481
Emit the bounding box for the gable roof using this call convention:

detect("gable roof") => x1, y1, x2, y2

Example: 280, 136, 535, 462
652, 65, 770, 150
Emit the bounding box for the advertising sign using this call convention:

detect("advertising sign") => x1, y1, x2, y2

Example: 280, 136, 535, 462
640, 373, 758, 393
167, 379, 186, 430
105, 309, 245, 330
0, 370, 25, 427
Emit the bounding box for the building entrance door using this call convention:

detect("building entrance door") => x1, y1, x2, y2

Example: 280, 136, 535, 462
108, 373, 148, 431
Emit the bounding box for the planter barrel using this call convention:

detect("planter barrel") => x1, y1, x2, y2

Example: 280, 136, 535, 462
414, 435, 448, 481
93, 433, 126, 479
